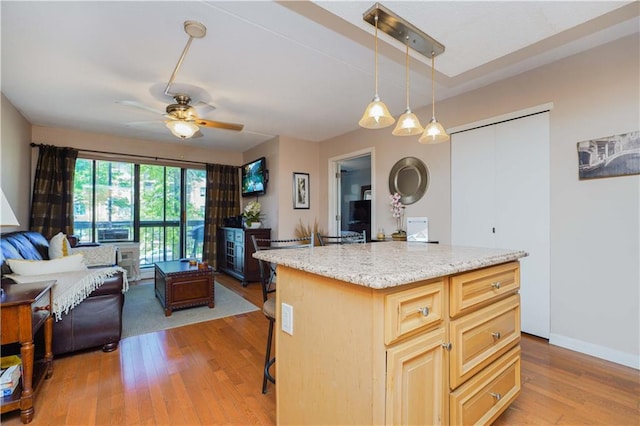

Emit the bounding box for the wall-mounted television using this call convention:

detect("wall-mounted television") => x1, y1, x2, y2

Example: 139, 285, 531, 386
241, 157, 267, 197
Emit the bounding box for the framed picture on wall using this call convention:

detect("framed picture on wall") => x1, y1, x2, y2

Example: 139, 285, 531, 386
293, 172, 310, 209
577, 130, 639, 180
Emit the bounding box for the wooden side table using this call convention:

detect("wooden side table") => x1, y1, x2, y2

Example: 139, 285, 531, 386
0, 280, 54, 424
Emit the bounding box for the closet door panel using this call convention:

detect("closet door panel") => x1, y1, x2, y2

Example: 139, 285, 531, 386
494, 114, 550, 338
451, 125, 496, 248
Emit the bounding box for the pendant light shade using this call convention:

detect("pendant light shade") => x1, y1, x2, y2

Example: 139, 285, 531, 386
393, 38, 423, 136
166, 120, 199, 139
420, 117, 449, 144
359, 13, 395, 130
419, 51, 449, 144
359, 96, 396, 129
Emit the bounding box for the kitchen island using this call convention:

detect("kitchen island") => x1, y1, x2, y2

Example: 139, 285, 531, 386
254, 242, 528, 425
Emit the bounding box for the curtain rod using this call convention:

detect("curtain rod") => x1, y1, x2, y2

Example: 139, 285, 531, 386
30, 143, 216, 167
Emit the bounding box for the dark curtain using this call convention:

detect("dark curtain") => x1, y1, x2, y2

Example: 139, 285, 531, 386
202, 163, 240, 268
30, 145, 79, 239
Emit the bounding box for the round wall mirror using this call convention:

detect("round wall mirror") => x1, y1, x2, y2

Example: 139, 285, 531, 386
388, 157, 429, 205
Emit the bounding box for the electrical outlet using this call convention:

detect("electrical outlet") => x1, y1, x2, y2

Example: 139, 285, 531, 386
281, 302, 293, 335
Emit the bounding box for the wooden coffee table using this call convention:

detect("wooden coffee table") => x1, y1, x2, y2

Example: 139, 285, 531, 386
154, 261, 215, 316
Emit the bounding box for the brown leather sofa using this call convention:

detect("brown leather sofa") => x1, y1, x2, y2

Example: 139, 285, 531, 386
1, 231, 126, 355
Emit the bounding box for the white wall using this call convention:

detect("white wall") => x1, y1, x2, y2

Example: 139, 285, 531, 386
319, 34, 640, 368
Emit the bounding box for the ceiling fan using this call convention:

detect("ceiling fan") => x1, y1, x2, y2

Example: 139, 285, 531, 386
123, 20, 243, 139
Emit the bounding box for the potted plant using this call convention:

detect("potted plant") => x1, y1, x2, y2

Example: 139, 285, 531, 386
243, 201, 262, 228
389, 192, 406, 241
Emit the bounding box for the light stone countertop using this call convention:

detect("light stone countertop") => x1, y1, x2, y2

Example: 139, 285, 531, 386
253, 242, 528, 289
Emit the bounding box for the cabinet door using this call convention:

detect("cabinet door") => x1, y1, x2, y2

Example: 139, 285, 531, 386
234, 243, 244, 273
386, 328, 447, 425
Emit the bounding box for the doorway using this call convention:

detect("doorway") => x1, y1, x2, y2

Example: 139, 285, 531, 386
329, 150, 373, 240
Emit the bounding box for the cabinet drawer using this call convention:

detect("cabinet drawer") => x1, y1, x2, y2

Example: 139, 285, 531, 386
225, 230, 235, 241
235, 231, 244, 243
450, 346, 521, 426
32, 288, 52, 333
450, 294, 520, 389
385, 280, 444, 345
450, 262, 520, 318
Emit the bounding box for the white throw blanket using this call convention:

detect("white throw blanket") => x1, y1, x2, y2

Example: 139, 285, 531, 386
6, 266, 129, 321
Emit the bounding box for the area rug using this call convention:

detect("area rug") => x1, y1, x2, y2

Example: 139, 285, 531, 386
121, 281, 259, 338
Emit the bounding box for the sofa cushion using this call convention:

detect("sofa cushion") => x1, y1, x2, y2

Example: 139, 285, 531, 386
1, 239, 23, 274
49, 232, 72, 259
6, 254, 87, 275
5, 233, 45, 261
22, 231, 51, 259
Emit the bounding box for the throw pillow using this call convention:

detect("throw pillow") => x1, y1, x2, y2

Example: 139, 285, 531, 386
70, 245, 116, 267
7, 254, 87, 276
49, 232, 72, 259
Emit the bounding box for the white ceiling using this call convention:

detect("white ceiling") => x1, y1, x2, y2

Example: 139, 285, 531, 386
2, 1, 638, 153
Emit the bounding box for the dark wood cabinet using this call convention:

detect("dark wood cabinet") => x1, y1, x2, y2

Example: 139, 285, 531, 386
1, 280, 54, 424
218, 227, 270, 286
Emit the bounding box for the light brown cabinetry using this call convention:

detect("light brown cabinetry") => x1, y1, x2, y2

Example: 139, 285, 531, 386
448, 261, 521, 423
276, 261, 521, 425
386, 327, 447, 425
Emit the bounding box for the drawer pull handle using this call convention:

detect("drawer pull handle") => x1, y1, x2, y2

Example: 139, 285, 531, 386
34, 305, 50, 312
417, 306, 430, 317
491, 281, 501, 289
490, 392, 502, 401
442, 343, 452, 351
492, 331, 501, 340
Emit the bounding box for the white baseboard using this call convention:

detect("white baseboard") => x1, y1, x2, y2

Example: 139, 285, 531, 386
549, 333, 639, 370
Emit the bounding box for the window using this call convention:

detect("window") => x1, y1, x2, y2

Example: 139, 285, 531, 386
73, 159, 205, 267
74, 159, 134, 243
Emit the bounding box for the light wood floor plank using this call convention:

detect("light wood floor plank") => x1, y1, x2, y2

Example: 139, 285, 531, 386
2, 274, 637, 425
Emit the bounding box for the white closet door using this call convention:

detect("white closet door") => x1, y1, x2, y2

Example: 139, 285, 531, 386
451, 124, 496, 248
494, 113, 550, 338
451, 112, 550, 338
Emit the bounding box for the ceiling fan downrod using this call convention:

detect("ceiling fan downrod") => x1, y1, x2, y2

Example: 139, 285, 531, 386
164, 20, 207, 97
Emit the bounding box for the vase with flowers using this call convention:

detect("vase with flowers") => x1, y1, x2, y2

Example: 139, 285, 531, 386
389, 192, 406, 241
243, 201, 262, 228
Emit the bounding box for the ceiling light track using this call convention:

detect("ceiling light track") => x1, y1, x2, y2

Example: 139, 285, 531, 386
363, 3, 444, 60
361, 3, 449, 143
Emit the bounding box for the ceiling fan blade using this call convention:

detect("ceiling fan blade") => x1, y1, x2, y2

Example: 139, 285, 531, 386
116, 100, 164, 115
195, 118, 244, 132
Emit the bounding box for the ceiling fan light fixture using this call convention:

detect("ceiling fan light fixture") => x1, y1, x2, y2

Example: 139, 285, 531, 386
166, 120, 199, 139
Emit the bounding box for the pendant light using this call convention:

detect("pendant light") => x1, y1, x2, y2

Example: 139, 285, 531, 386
392, 37, 423, 136
419, 51, 450, 144
359, 13, 395, 129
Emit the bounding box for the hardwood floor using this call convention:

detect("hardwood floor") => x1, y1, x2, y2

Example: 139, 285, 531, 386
2, 274, 638, 425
